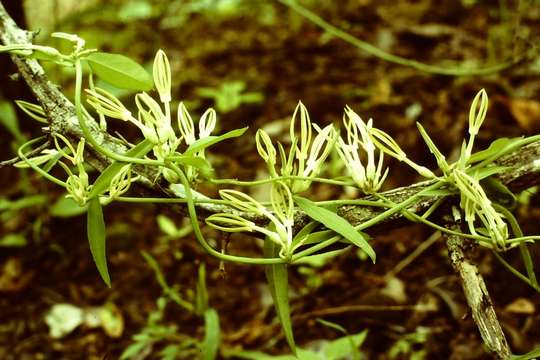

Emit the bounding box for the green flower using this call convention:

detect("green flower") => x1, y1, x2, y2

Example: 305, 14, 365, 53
206, 182, 296, 259
336, 106, 388, 193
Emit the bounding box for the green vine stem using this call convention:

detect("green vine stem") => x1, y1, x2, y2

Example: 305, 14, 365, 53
18, 137, 67, 187
277, 0, 523, 76
167, 162, 286, 265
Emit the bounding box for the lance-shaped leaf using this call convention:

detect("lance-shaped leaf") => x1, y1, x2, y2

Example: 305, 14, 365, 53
416, 122, 449, 173
264, 234, 296, 354
86, 52, 153, 91
468, 137, 523, 164
202, 309, 220, 360
170, 155, 214, 178
185, 127, 248, 156
294, 196, 376, 263
87, 197, 111, 287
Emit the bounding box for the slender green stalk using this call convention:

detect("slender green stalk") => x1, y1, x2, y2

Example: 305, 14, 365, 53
373, 192, 494, 245
210, 175, 353, 187
421, 197, 445, 220
277, 0, 517, 76
492, 251, 540, 292
167, 162, 285, 265
494, 204, 538, 286
18, 137, 67, 187
315, 199, 385, 207
115, 196, 229, 205
291, 234, 342, 261
355, 182, 443, 231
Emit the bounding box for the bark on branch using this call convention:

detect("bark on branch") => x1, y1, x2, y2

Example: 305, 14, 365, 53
445, 222, 511, 359
1, 2, 535, 358
1, 1, 540, 228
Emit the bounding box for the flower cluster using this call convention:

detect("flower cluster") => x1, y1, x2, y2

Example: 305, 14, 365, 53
453, 169, 508, 250
256, 101, 336, 193
85, 50, 217, 183
451, 90, 508, 249
53, 134, 91, 206
336, 106, 388, 193
206, 181, 296, 259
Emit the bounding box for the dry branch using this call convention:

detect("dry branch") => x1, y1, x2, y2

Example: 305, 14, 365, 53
445, 222, 511, 359
0, 3, 538, 357
1, 2, 540, 227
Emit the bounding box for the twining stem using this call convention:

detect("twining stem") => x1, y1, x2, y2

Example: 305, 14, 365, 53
277, 0, 517, 76
293, 182, 445, 261
115, 196, 230, 205
17, 137, 67, 187
493, 204, 538, 286
167, 162, 285, 265
210, 176, 353, 187
355, 182, 444, 231
492, 251, 540, 292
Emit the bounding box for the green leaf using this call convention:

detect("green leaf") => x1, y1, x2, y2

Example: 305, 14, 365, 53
156, 215, 178, 237
468, 137, 523, 164
86, 52, 153, 91
291, 221, 319, 249
0, 101, 24, 143
195, 264, 209, 315
511, 346, 540, 360
317, 318, 348, 334
120, 341, 150, 360
88, 139, 154, 199
294, 196, 376, 263
324, 330, 368, 360
471, 165, 509, 180
118, 0, 153, 22
50, 196, 88, 217
202, 309, 220, 360
303, 229, 343, 246
0, 194, 47, 211
230, 350, 298, 360
264, 236, 296, 354
159, 345, 181, 360
317, 319, 364, 360
87, 197, 111, 287
169, 155, 214, 178
0, 234, 27, 247
185, 127, 248, 156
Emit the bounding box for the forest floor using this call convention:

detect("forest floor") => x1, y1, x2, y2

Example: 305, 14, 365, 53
1, 0, 540, 359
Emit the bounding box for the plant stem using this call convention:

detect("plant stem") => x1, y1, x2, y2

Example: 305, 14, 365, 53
210, 176, 353, 187
277, 0, 517, 76
168, 162, 285, 265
